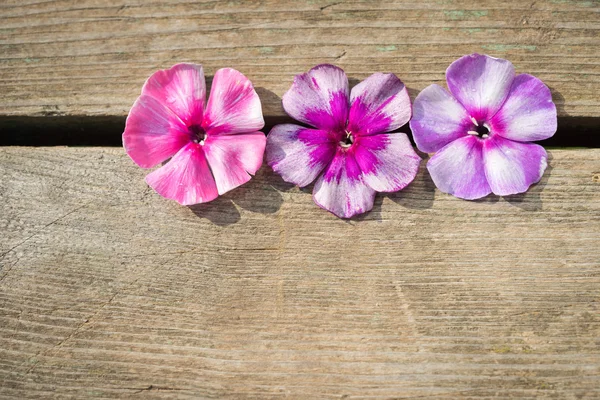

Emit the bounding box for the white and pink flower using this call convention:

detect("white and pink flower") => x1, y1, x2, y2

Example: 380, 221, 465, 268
266, 64, 420, 218
123, 63, 266, 205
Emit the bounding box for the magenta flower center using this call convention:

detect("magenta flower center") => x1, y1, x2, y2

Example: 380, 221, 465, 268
189, 124, 207, 145
339, 130, 354, 148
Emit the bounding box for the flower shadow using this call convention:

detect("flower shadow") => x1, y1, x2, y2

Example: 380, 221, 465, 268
352, 195, 386, 223
188, 178, 285, 225
188, 198, 241, 226
254, 87, 290, 132
188, 166, 286, 224
548, 86, 566, 116
348, 77, 361, 88
385, 155, 435, 210
231, 167, 285, 215
269, 170, 297, 193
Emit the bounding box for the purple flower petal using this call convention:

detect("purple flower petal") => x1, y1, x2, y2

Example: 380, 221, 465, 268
313, 149, 376, 218
353, 133, 421, 192
141, 63, 206, 126
282, 64, 349, 131
203, 68, 264, 135
410, 84, 472, 153
266, 124, 336, 188
347, 73, 411, 136
145, 142, 219, 205
427, 135, 491, 200
123, 95, 191, 168
446, 53, 515, 122
203, 132, 266, 195
483, 135, 547, 196
490, 74, 557, 142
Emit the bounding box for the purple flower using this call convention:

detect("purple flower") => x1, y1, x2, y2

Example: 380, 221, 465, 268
266, 64, 420, 218
410, 53, 557, 200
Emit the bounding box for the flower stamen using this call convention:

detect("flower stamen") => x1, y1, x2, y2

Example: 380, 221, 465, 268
475, 124, 490, 138
468, 120, 491, 139
339, 130, 354, 148
189, 124, 207, 145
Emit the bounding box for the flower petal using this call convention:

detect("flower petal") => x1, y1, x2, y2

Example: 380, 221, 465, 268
446, 53, 515, 121
203, 132, 266, 195
123, 95, 191, 168
410, 84, 472, 153
489, 74, 557, 142
145, 142, 218, 205
353, 133, 421, 192
483, 135, 547, 196
347, 73, 411, 136
282, 64, 349, 131
203, 68, 264, 135
266, 124, 337, 187
141, 63, 206, 126
427, 136, 491, 200
313, 150, 376, 218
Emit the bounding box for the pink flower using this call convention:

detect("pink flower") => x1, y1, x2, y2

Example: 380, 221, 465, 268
266, 64, 420, 218
123, 63, 266, 205
410, 53, 557, 199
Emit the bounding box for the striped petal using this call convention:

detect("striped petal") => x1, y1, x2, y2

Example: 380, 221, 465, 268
410, 84, 472, 153
427, 135, 491, 200
353, 133, 421, 192
483, 135, 548, 196
122, 95, 191, 168
203, 132, 266, 195
490, 74, 557, 142
347, 73, 411, 136
141, 63, 206, 126
145, 143, 218, 205
313, 150, 376, 218
282, 64, 349, 131
446, 53, 515, 122
266, 124, 337, 187
203, 68, 264, 135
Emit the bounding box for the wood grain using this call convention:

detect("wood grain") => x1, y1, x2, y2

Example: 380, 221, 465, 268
1, 0, 599, 120
1, 147, 599, 398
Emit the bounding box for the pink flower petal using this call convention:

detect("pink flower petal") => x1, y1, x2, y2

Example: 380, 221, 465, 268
123, 95, 191, 168
203, 68, 264, 135
203, 132, 266, 195
353, 133, 421, 192
489, 74, 557, 142
483, 135, 547, 196
145, 142, 218, 206
282, 64, 349, 131
410, 84, 472, 153
427, 135, 491, 200
141, 63, 206, 126
446, 53, 515, 122
266, 124, 337, 187
313, 149, 376, 218
347, 73, 411, 136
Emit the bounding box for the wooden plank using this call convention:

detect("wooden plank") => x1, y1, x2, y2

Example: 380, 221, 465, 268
1, 147, 599, 398
1, 0, 599, 120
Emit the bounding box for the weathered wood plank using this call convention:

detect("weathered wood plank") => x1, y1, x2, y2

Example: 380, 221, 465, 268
1, 0, 599, 120
0, 147, 599, 398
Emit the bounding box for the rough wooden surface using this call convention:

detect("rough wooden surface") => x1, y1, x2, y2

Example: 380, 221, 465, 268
1, 0, 600, 119
1, 147, 599, 398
